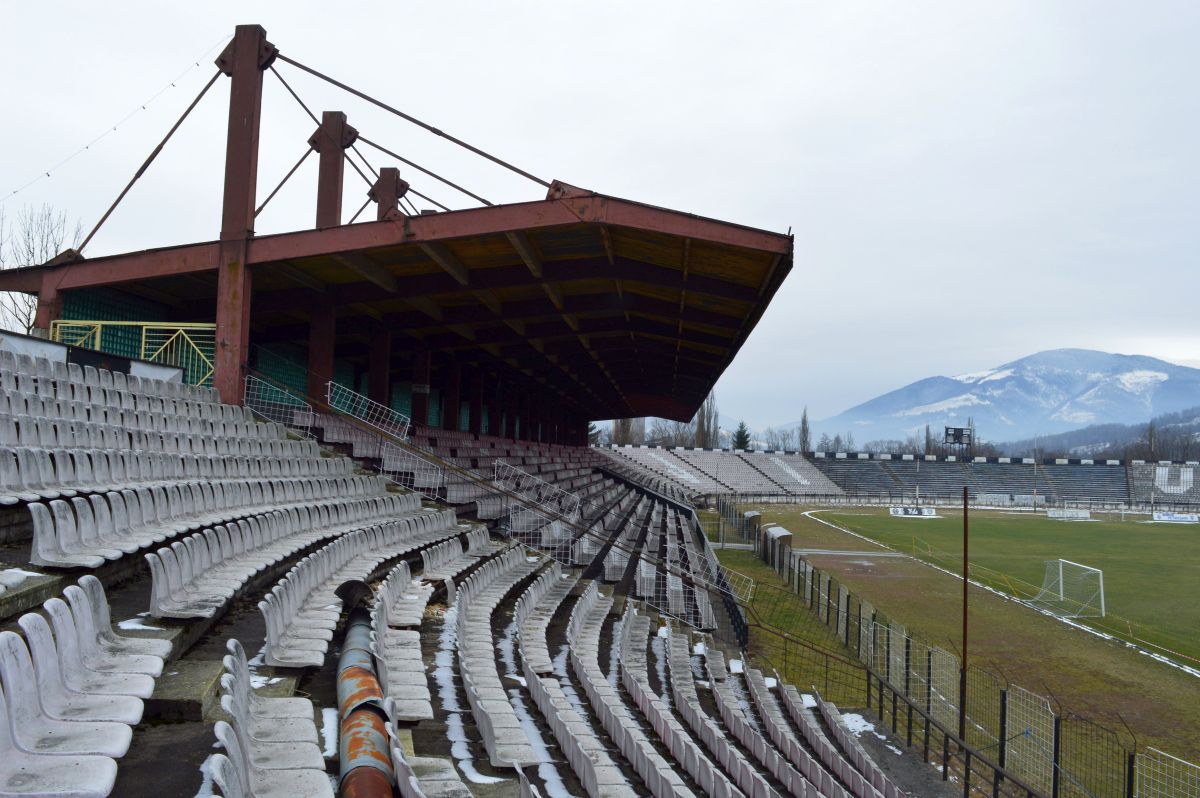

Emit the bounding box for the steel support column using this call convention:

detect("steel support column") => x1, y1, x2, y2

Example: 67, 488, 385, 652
520, 394, 534, 442
371, 167, 409, 221
33, 273, 61, 335
486, 376, 501, 437
467, 368, 484, 435
214, 24, 274, 404
442, 362, 461, 432
505, 389, 519, 440
307, 303, 335, 399
368, 319, 391, 406
411, 349, 431, 428
311, 111, 355, 228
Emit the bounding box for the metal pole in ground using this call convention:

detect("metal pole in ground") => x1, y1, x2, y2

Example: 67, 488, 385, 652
959, 485, 969, 746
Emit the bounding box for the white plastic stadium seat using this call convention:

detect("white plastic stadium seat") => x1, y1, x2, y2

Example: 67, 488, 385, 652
0, 682, 118, 798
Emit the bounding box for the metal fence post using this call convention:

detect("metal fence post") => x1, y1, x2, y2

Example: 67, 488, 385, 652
904, 636, 914, 746
1052, 715, 1062, 798
1126, 751, 1136, 798
995, 689, 1008, 798
856, 601, 863, 660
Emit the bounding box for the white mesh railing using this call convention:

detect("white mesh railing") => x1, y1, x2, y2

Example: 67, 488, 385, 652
639, 560, 718, 631
695, 544, 755, 604
379, 441, 445, 500
243, 375, 314, 437
326, 381, 410, 441
507, 504, 575, 566
1137, 748, 1200, 798
493, 461, 581, 518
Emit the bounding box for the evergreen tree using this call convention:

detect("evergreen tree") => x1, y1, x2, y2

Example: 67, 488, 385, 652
587, 422, 601, 445
799, 407, 811, 452
732, 421, 751, 450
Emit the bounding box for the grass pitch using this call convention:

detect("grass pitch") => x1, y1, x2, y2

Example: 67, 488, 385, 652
720, 505, 1200, 761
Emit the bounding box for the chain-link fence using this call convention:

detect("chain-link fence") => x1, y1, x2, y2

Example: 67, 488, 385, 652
744, 540, 1194, 798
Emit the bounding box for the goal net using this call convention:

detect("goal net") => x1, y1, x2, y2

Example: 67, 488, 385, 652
1028, 559, 1105, 618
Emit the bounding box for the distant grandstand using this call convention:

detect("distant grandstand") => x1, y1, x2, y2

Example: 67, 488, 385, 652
600, 445, 1200, 507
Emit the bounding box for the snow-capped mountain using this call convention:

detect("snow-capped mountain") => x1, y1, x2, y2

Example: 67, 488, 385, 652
807, 349, 1200, 444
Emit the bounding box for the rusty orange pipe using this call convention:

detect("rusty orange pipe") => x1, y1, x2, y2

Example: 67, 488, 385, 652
337, 605, 395, 797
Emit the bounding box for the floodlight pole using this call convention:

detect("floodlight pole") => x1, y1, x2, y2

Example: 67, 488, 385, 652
959, 485, 969, 744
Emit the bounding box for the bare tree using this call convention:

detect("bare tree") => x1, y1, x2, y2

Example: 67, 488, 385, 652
0, 204, 81, 334
693, 391, 719, 448
799, 407, 811, 452
611, 418, 633, 445
630, 417, 645, 445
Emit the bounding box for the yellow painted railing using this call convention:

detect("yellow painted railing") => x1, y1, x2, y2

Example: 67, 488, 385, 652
49, 320, 216, 387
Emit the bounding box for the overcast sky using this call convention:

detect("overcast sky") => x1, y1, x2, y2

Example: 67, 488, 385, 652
2, 2, 1197, 427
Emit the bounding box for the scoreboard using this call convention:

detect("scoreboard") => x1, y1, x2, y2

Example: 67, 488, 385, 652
944, 426, 973, 445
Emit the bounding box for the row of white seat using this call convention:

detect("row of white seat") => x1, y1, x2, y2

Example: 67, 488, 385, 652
743, 667, 850, 798
211, 637, 333, 798
778, 682, 887, 798
3, 386, 259, 434
567, 584, 696, 797
516, 566, 639, 798
30, 475, 388, 567
1, 349, 219, 404
619, 605, 740, 798
664, 632, 782, 798
371, 559, 436, 723
2, 446, 348, 506
418, 528, 489, 583
147, 492, 420, 618
700, 647, 822, 798
455, 544, 544, 768
603, 501, 650, 581
0, 575, 171, 798
3, 408, 281, 448
2, 381, 249, 423
261, 510, 462, 667
815, 696, 903, 798
1, 415, 288, 457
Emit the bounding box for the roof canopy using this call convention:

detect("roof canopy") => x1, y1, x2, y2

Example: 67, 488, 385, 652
1, 183, 792, 421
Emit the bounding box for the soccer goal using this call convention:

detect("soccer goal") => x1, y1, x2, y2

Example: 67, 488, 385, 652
1028, 559, 1105, 618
